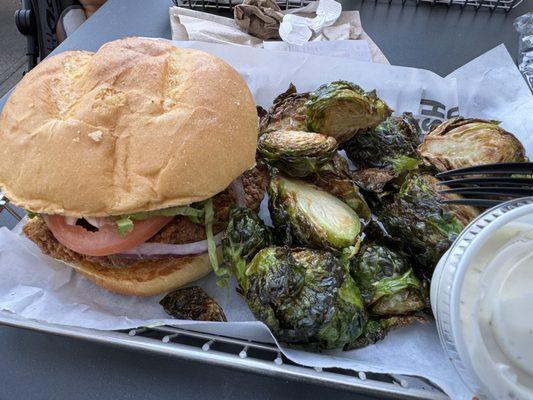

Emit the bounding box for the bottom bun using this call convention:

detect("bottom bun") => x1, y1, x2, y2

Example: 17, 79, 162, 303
62, 253, 214, 296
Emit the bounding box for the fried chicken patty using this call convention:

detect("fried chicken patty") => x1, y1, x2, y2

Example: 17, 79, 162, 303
23, 164, 269, 268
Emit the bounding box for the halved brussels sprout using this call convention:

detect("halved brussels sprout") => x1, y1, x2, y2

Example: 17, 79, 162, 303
244, 247, 367, 349
257, 130, 338, 177
260, 84, 310, 134
306, 81, 392, 143
221, 206, 273, 290
268, 175, 362, 251
344, 113, 421, 171
310, 155, 372, 224
349, 244, 427, 316
419, 117, 527, 172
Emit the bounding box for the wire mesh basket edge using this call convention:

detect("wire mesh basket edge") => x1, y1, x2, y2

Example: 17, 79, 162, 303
172, 0, 523, 12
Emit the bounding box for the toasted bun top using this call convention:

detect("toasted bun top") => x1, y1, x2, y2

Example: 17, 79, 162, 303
0, 37, 258, 217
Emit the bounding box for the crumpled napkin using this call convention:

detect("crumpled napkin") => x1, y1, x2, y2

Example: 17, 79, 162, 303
279, 0, 342, 44
169, 6, 389, 64
234, 0, 284, 40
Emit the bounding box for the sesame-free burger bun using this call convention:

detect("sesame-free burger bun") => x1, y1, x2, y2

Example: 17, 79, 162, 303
0, 37, 258, 217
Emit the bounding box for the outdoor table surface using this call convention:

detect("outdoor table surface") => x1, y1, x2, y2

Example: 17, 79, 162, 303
0, 0, 530, 399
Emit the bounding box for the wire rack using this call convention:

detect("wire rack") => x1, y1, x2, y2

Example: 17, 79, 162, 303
0, 199, 448, 399
172, 0, 524, 12
0, 195, 23, 229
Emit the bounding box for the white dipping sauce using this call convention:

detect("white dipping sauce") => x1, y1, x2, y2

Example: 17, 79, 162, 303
459, 221, 533, 399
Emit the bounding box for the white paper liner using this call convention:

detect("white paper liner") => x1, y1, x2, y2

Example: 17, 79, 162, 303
0, 43, 531, 400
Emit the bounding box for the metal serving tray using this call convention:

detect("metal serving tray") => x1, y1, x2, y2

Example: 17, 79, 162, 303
0, 198, 447, 399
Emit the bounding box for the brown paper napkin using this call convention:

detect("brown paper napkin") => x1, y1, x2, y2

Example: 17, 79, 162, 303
234, 0, 284, 40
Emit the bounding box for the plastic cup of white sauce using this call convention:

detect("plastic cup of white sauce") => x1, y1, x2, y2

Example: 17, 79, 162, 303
431, 197, 533, 400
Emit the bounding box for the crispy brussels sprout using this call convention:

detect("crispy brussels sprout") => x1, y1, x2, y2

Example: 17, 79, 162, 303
310, 155, 372, 224
306, 81, 392, 143
260, 84, 310, 133
344, 113, 421, 172
268, 175, 362, 251
222, 207, 273, 289
377, 173, 477, 275
244, 247, 367, 349
419, 117, 527, 172
257, 130, 338, 177
344, 114, 421, 196
160, 287, 227, 322
349, 244, 427, 316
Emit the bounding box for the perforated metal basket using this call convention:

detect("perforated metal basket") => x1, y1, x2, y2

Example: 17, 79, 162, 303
0, 199, 447, 399
172, 0, 524, 12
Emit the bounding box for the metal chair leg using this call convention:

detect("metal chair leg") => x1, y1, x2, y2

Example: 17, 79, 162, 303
15, 0, 38, 70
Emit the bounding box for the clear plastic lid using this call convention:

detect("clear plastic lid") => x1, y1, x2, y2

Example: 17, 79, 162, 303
431, 198, 533, 399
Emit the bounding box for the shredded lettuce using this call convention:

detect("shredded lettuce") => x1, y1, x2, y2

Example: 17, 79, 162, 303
114, 206, 205, 237
113, 200, 229, 286
25, 210, 38, 219
127, 206, 205, 222
204, 198, 229, 287
115, 217, 135, 236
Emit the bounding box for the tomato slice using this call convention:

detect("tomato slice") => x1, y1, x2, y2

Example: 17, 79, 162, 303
44, 215, 173, 256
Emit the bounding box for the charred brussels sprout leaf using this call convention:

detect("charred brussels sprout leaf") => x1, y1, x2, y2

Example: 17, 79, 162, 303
268, 175, 362, 251
419, 117, 527, 172
346, 315, 424, 350
310, 155, 372, 224
351, 168, 397, 195
344, 113, 421, 172
371, 279, 426, 316
257, 130, 338, 177
404, 173, 478, 226
345, 319, 387, 349
244, 247, 367, 349
350, 244, 408, 303
222, 207, 273, 289
377, 173, 476, 275
350, 244, 426, 316
160, 286, 227, 322
260, 84, 310, 134
306, 81, 392, 144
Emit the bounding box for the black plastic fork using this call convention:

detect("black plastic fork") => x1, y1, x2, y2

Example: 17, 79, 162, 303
436, 162, 533, 207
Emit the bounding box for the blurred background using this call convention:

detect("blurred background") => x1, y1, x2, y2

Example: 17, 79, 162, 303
0, 0, 26, 97
0, 0, 106, 97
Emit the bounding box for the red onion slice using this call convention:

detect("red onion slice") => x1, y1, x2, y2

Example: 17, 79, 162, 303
229, 176, 247, 207
84, 217, 110, 229
64, 217, 78, 226
116, 232, 224, 258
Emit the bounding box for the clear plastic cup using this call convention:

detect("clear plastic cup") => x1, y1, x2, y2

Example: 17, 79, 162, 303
431, 197, 533, 399
514, 12, 533, 91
